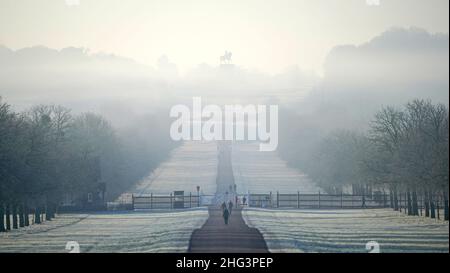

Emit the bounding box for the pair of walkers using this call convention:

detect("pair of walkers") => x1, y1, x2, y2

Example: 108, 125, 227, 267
221, 200, 234, 225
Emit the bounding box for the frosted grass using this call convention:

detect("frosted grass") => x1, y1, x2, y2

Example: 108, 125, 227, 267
243, 208, 449, 253
232, 142, 320, 194
132, 141, 218, 195
0, 209, 208, 253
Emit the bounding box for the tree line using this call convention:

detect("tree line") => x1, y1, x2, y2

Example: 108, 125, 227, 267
0, 97, 175, 232
279, 99, 449, 220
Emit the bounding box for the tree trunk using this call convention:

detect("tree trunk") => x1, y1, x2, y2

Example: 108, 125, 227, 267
34, 207, 41, 224
430, 193, 436, 219
407, 192, 412, 215
49, 202, 56, 219
24, 204, 29, 226
41, 207, 45, 222
52, 202, 57, 218
419, 194, 423, 216
12, 204, 18, 229
0, 204, 5, 232
45, 203, 52, 221
5, 204, 11, 230
18, 204, 25, 227
389, 190, 394, 209
393, 190, 399, 211
437, 199, 440, 220
412, 191, 419, 216
444, 193, 449, 221
403, 192, 409, 214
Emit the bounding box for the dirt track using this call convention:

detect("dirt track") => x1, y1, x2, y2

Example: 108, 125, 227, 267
188, 143, 269, 253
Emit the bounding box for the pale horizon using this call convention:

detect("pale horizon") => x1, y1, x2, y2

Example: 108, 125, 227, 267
1, 0, 448, 75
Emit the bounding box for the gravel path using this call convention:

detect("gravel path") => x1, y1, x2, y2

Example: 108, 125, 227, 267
188, 142, 269, 253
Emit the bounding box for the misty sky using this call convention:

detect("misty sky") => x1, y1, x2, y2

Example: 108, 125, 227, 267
0, 0, 448, 75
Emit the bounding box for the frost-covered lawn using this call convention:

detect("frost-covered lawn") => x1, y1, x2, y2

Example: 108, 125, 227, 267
0, 141, 216, 253
0, 209, 208, 253
232, 142, 320, 194
243, 208, 449, 253
131, 141, 217, 195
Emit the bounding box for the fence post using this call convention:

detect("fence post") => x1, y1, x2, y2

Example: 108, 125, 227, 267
318, 191, 321, 209
297, 191, 300, 209
131, 194, 135, 210
269, 192, 272, 208
277, 191, 279, 208
248, 190, 250, 207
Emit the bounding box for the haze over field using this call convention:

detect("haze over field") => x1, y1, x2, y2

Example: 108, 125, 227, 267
0, 0, 448, 192
0, 0, 449, 254
1, 0, 448, 123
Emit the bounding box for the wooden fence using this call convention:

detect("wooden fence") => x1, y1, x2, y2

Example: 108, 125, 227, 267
247, 191, 448, 212
131, 193, 203, 210
247, 192, 388, 209
113, 192, 447, 215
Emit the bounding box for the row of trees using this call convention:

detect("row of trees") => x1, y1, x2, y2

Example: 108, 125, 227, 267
280, 99, 449, 220
0, 97, 175, 232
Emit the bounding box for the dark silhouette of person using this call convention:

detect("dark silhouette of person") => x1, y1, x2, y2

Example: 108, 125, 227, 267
243, 196, 247, 205
223, 208, 230, 225
221, 202, 227, 211
228, 200, 233, 215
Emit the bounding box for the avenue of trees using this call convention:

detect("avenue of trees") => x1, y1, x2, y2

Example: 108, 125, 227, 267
0, 97, 175, 232
279, 99, 449, 220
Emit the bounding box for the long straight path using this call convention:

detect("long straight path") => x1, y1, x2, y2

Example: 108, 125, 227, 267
188, 142, 269, 253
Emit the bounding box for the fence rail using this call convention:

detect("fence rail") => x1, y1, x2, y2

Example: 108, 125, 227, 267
111, 191, 448, 213
248, 192, 387, 209
132, 193, 202, 210
247, 192, 448, 212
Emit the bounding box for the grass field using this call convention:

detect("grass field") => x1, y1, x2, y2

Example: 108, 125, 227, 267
0, 209, 208, 253
131, 141, 218, 195
242, 208, 449, 253
232, 142, 320, 194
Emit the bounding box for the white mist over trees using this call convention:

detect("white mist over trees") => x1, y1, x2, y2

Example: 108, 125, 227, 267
0, 26, 449, 230
0, 98, 175, 232
298, 27, 449, 131
277, 28, 449, 220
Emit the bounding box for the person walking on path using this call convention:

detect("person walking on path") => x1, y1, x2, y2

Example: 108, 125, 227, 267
221, 201, 227, 211
228, 200, 234, 216
223, 208, 230, 225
